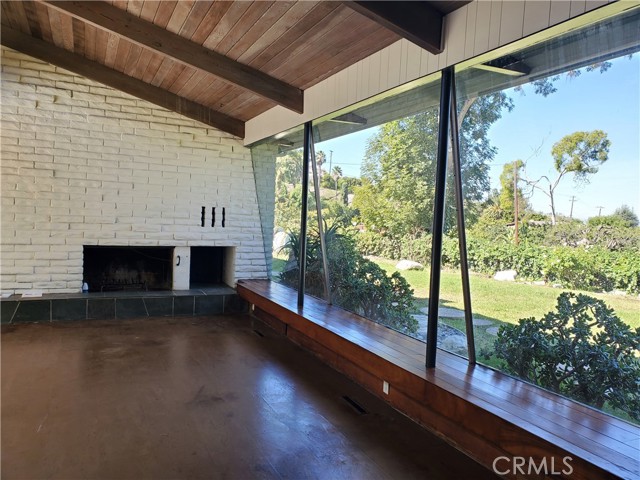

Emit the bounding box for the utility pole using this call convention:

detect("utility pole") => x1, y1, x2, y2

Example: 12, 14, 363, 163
569, 196, 576, 218
596, 206, 604, 216
514, 161, 519, 246
328, 150, 333, 186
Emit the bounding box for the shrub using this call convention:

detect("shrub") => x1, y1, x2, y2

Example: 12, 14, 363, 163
354, 230, 640, 294
443, 237, 547, 280
445, 238, 639, 294
399, 234, 432, 265
279, 227, 417, 335
354, 231, 402, 259
491, 293, 640, 421
543, 221, 640, 251
542, 247, 612, 291
609, 250, 640, 294
589, 207, 639, 229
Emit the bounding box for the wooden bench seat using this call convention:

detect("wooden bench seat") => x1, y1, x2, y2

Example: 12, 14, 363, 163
237, 279, 639, 480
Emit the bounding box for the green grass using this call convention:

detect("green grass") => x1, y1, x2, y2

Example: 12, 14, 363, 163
376, 256, 639, 376
374, 258, 640, 329
271, 257, 286, 275
377, 257, 640, 423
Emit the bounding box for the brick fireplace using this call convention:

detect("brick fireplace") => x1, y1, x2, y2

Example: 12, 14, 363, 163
83, 246, 174, 292
0, 47, 268, 296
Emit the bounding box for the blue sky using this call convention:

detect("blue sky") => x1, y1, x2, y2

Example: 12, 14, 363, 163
316, 55, 639, 221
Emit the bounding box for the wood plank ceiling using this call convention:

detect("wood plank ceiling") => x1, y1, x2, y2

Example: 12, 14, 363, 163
1, 1, 468, 138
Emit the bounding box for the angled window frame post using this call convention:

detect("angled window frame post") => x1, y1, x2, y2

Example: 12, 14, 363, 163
426, 66, 453, 368
298, 122, 312, 308
449, 70, 476, 364
309, 126, 332, 304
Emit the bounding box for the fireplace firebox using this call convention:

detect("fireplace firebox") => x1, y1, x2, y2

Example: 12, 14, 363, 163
83, 246, 173, 292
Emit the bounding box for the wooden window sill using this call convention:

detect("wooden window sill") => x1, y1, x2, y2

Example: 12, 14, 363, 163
238, 279, 639, 480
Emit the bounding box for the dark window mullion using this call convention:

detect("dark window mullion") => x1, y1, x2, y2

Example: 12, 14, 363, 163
297, 122, 312, 307
426, 67, 453, 369
449, 70, 476, 364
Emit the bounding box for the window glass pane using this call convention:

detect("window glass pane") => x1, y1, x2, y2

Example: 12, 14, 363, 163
250, 126, 305, 288
310, 76, 444, 342
303, 137, 328, 302
455, 8, 640, 423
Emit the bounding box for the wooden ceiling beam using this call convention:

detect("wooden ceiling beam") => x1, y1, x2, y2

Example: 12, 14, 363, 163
345, 1, 444, 54
41, 0, 304, 113
0, 26, 245, 138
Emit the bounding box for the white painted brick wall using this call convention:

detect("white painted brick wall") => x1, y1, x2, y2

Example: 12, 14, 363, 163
0, 47, 268, 295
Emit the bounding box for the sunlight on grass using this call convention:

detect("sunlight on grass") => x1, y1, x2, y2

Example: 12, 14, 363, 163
375, 258, 640, 329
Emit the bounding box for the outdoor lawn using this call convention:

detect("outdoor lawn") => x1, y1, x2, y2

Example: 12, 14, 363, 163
274, 254, 639, 369
375, 258, 639, 327
272, 255, 639, 331
374, 258, 639, 377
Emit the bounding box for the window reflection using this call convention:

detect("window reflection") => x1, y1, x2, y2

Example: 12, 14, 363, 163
454, 7, 640, 423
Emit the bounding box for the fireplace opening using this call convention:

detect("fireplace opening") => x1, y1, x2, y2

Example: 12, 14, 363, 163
190, 247, 227, 288
83, 246, 173, 292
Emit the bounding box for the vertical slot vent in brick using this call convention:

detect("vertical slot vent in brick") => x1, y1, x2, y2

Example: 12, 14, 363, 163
211, 207, 215, 227
201, 206, 205, 227
222, 207, 226, 228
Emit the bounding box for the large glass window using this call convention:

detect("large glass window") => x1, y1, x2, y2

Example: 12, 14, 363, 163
251, 125, 305, 288
250, 4, 640, 425
309, 78, 443, 341
454, 8, 640, 423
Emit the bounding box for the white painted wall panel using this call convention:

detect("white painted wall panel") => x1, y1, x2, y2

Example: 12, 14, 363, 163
570, 0, 588, 17
436, 50, 446, 72
550, 1, 572, 24
445, 6, 468, 66
245, 1, 627, 145
474, 0, 492, 56
368, 51, 381, 97
500, 1, 525, 45
357, 60, 369, 103
387, 42, 402, 90
523, 0, 552, 36
419, 48, 431, 77
488, 0, 503, 50
379, 48, 390, 92
464, 2, 478, 59
335, 71, 348, 114
346, 64, 358, 106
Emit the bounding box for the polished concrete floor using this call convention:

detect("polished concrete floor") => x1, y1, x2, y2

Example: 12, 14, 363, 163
1, 315, 496, 480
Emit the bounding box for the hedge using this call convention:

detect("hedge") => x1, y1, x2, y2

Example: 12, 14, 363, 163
355, 232, 640, 294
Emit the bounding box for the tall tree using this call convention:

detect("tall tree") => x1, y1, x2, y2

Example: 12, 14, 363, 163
315, 150, 327, 177
275, 150, 303, 189
613, 205, 639, 228
355, 92, 513, 237
524, 130, 610, 224
498, 160, 529, 221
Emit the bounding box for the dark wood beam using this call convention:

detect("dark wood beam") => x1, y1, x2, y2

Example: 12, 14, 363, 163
345, 1, 444, 54
0, 26, 245, 138
41, 0, 304, 113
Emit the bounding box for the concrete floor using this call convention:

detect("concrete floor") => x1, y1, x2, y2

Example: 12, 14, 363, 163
1, 315, 496, 480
